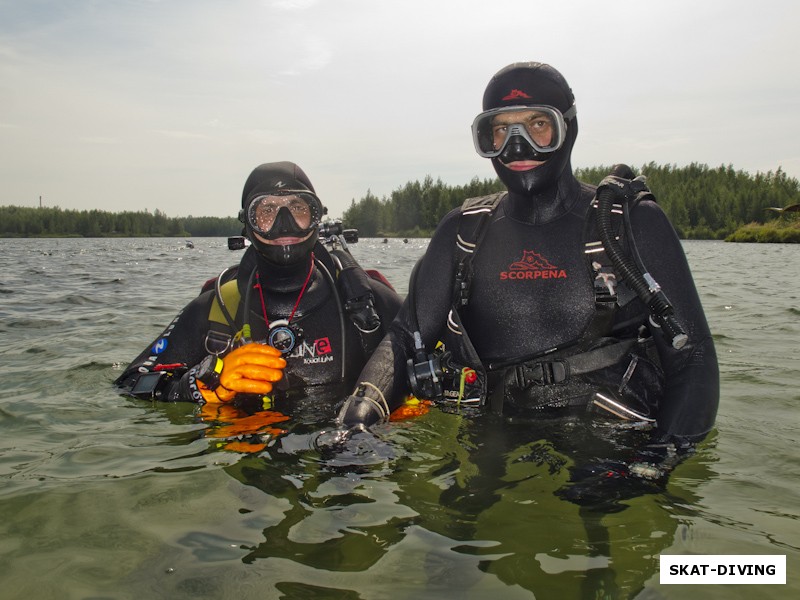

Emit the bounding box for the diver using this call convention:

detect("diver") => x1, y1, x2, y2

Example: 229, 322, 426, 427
335, 62, 719, 489
115, 161, 402, 418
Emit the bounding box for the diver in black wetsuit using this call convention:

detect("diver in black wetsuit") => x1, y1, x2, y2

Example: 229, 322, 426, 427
115, 161, 402, 414
337, 63, 719, 477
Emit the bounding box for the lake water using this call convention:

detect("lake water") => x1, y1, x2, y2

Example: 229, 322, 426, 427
0, 237, 798, 599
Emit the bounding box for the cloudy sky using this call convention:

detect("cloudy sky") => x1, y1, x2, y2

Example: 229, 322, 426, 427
1, 0, 798, 219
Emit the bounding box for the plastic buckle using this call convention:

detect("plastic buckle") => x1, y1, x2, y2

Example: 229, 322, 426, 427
516, 361, 569, 387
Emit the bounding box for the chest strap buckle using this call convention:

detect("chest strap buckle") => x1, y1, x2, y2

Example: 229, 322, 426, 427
514, 360, 569, 387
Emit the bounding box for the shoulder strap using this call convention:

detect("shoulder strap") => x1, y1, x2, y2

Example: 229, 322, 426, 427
584, 195, 636, 304
453, 192, 505, 308
456, 192, 505, 253
205, 279, 240, 355
576, 196, 631, 350
209, 279, 241, 325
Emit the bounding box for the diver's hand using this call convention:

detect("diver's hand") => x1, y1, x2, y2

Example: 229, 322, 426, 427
314, 385, 393, 455
312, 426, 354, 452
556, 432, 690, 511
555, 459, 660, 512
218, 343, 285, 399
337, 393, 388, 429
312, 425, 395, 464
315, 394, 386, 453
627, 430, 692, 478
190, 343, 286, 403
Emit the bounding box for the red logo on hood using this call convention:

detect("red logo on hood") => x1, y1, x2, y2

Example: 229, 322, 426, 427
502, 89, 532, 101
501, 250, 567, 280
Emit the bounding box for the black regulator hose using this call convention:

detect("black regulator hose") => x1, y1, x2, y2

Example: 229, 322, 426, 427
596, 164, 688, 349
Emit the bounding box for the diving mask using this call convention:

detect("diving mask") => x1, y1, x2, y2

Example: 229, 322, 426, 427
244, 191, 324, 240
471, 104, 576, 159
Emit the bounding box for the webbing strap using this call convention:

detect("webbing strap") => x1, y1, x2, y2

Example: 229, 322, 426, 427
453, 192, 505, 308
489, 338, 637, 414
209, 280, 241, 325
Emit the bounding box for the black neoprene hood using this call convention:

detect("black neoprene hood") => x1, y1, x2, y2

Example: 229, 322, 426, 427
241, 161, 316, 209
240, 161, 322, 266
482, 61, 575, 115
481, 62, 579, 197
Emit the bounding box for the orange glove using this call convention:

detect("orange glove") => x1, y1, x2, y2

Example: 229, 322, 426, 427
200, 343, 286, 403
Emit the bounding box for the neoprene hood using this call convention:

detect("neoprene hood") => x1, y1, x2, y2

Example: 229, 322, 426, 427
240, 161, 323, 266
481, 62, 579, 196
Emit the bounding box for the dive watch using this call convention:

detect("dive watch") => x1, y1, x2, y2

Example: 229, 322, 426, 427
196, 354, 224, 390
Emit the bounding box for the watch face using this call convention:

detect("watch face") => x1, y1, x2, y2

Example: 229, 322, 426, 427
268, 319, 303, 356
269, 324, 300, 355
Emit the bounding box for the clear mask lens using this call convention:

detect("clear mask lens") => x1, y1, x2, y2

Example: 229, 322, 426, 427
471, 105, 575, 158
246, 191, 322, 237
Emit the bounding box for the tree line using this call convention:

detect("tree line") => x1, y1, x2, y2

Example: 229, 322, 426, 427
0, 206, 242, 238
2, 163, 799, 240
342, 163, 800, 240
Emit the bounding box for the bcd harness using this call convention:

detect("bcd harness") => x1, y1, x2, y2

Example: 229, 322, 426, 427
408, 188, 664, 419
204, 247, 386, 363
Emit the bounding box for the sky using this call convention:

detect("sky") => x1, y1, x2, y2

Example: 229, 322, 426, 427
1, 0, 799, 220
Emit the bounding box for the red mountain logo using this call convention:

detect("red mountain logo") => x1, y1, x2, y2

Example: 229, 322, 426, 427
509, 250, 556, 270
501, 250, 567, 280
502, 89, 532, 101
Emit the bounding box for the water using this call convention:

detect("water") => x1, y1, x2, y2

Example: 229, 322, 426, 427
0, 237, 797, 599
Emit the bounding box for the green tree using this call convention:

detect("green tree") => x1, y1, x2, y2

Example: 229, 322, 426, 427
3, 163, 799, 240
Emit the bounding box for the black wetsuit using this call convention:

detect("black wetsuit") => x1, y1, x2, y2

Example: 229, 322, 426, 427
337, 63, 717, 509
353, 178, 719, 441
115, 243, 402, 407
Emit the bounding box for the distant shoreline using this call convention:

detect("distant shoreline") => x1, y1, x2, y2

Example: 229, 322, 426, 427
724, 222, 800, 243
2, 231, 798, 243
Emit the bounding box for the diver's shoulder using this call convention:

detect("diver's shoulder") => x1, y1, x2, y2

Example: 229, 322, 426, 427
631, 195, 668, 219
431, 205, 463, 238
